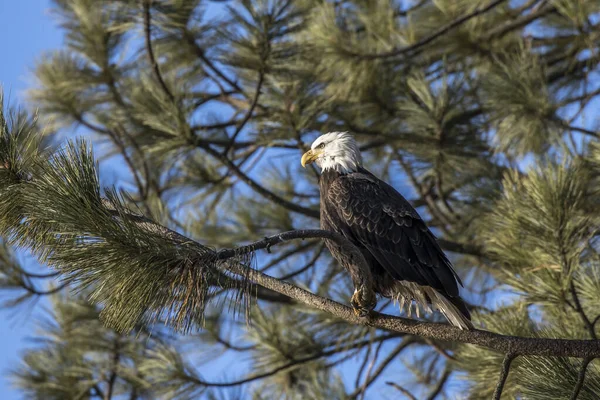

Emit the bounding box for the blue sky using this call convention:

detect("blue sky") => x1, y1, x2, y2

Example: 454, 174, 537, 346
0, 1, 62, 398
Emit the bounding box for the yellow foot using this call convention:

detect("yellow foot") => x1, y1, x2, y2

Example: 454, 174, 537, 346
351, 287, 376, 318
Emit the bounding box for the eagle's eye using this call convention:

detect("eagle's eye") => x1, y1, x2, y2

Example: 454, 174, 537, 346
317, 143, 326, 149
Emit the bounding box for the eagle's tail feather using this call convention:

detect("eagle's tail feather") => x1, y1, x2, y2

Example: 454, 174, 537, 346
392, 282, 474, 330
421, 286, 473, 330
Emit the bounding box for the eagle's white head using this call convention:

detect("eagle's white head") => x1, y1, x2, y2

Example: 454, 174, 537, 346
301, 132, 362, 174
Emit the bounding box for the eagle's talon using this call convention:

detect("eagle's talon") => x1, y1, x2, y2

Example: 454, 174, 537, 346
351, 287, 376, 319
354, 306, 371, 319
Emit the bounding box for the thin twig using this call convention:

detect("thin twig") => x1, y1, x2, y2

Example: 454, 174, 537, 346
386, 381, 418, 400
183, 334, 391, 388
278, 244, 324, 280
424, 339, 456, 361
22, 270, 60, 279
570, 357, 593, 400
104, 339, 121, 400
223, 70, 265, 155
185, 31, 243, 93
354, 0, 508, 60
25, 282, 69, 296
199, 143, 320, 218
354, 330, 375, 390
349, 339, 415, 399
357, 340, 384, 400
482, 4, 556, 41
427, 368, 452, 400
569, 281, 597, 339
492, 353, 517, 400
143, 0, 174, 102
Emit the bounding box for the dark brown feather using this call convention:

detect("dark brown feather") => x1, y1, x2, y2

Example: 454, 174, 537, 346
319, 167, 471, 324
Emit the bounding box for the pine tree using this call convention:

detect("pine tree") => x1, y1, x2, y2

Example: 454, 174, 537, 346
1, 0, 600, 398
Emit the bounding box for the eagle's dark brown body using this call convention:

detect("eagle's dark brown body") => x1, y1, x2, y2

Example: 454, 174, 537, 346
319, 167, 472, 329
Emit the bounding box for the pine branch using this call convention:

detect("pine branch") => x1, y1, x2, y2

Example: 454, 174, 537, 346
353, 0, 509, 60
22, 210, 600, 360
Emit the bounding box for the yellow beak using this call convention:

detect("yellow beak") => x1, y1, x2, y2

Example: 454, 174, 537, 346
301, 149, 321, 168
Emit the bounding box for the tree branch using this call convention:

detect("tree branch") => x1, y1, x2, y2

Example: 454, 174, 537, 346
482, 4, 556, 41
570, 357, 593, 400
349, 338, 415, 399
185, 332, 393, 388
198, 143, 320, 218
353, 0, 508, 60
143, 0, 174, 102
492, 353, 516, 400
215, 230, 600, 359
222, 67, 266, 156
427, 368, 451, 400
386, 381, 418, 400
185, 31, 243, 93
569, 281, 597, 339
104, 339, 121, 400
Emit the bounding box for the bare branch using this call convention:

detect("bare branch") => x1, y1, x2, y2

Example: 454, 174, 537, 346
349, 339, 415, 399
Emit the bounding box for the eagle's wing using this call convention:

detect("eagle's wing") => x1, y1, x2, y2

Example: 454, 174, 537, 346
327, 171, 461, 297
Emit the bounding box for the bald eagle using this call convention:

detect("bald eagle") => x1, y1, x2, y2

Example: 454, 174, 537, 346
301, 132, 472, 329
